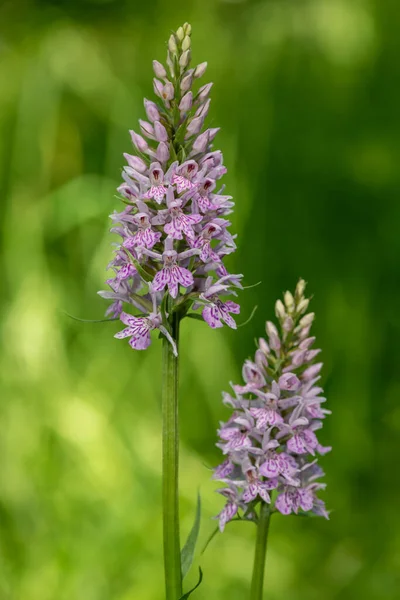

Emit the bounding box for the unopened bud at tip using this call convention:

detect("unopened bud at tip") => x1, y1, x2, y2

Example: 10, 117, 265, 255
295, 278, 307, 299
275, 299, 286, 319
182, 35, 191, 52
284, 291, 295, 313
176, 26, 184, 41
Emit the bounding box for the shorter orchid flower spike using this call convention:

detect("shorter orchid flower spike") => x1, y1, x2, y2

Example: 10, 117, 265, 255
213, 280, 331, 531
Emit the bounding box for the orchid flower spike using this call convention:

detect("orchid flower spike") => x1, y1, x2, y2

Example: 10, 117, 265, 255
99, 24, 242, 354
213, 280, 331, 531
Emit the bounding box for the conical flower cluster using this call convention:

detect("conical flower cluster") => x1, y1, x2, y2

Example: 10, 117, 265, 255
213, 280, 331, 531
99, 24, 242, 354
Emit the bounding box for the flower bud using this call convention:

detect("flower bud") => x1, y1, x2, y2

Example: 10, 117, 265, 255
299, 312, 315, 328
266, 321, 280, 351
194, 98, 211, 119
123, 154, 147, 173
282, 316, 294, 332
298, 325, 311, 340
168, 34, 178, 56
291, 349, 307, 367
258, 338, 270, 354
197, 82, 213, 102
139, 119, 155, 139
180, 71, 194, 92
255, 348, 268, 369
162, 82, 174, 101
278, 373, 301, 391
295, 278, 306, 300
302, 362, 323, 381
176, 26, 184, 41
182, 35, 191, 51
153, 60, 167, 79
179, 49, 191, 70
156, 141, 169, 163
154, 121, 168, 142
207, 127, 220, 141
130, 131, 149, 153
306, 349, 321, 362
153, 78, 164, 98
179, 91, 193, 112
194, 61, 207, 78
297, 298, 310, 315
299, 336, 316, 350
275, 299, 286, 319
144, 99, 160, 123
192, 131, 209, 154
266, 321, 278, 337
284, 291, 295, 313
186, 116, 203, 136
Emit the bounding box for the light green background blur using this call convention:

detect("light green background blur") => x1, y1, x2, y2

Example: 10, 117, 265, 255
1, 0, 399, 598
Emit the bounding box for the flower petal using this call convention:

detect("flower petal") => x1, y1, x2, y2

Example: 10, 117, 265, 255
203, 305, 223, 328
275, 492, 293, 515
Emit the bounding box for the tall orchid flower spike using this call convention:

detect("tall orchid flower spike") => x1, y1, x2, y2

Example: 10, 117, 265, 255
98, 23, 244, 600
213, 280, 331, 600
99, 26, 242, 356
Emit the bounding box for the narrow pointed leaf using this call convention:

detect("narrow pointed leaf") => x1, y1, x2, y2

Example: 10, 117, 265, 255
179, 567, 203, 600
181, 492, 201, 579
63, 312, 119, 323
185, 313, 204, 322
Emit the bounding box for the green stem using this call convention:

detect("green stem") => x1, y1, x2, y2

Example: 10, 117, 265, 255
250, 503, 271, 600
162, 311, 182, 600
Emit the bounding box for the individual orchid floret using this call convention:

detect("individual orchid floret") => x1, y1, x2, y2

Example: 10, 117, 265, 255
99, 23, 243, 354
114, 289, 177, 356
213, 280, 331, 530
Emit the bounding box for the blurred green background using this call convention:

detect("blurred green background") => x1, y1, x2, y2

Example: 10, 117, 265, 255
1, 0, 399, 598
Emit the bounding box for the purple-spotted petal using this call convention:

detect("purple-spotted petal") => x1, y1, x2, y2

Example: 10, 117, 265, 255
242, 484, 258, 503
114, 327, 134, 339
203, 305, 223, 328
275, 492, 294, 515
259, 457, 280, 478
299, 489, 314, 512
129, 330, 152, 350
287, 434, 308, 454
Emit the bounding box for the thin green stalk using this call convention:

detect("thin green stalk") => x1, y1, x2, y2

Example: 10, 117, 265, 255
162, 311, 182, 599
250, 503, 271, 600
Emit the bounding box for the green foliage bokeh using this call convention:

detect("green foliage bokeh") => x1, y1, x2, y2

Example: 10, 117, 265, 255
0, 0, 399, 598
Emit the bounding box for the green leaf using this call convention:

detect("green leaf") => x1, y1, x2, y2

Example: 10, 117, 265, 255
179, 567, 203, 600
201, 525, 219, 555
174, 121, 187, 145
125, 249, 153, 283
177, 145, 187, 163
63, 312, 119, 324
181, 492, 201, 579
184, 313, 203, 322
